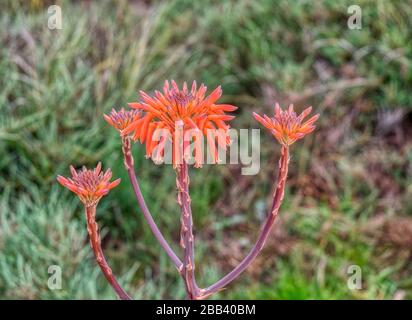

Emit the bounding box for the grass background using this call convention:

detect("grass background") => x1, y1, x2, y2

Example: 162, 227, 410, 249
1, 0, 412, 299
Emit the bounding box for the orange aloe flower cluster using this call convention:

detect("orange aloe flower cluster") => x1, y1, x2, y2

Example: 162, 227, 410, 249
253, 103, 319, 146
57, 162, 120, 207
57, 162, 131, 299
122, 80, 237, 167
103, 108, 141, 133
58, 79, 319, 300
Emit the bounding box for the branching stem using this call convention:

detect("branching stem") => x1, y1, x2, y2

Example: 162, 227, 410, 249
122, 135, 289, 300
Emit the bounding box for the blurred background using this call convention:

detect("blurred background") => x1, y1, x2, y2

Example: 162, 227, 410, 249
1, 0, 411, 299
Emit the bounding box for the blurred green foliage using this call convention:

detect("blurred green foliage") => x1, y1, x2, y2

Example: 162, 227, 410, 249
1, 0, 411, 299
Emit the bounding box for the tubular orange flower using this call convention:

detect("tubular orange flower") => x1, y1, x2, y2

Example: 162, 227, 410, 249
253, 103, 319, 146
104, 108, 142, 132
122, 80, 237, 167
57, 162, 120, 207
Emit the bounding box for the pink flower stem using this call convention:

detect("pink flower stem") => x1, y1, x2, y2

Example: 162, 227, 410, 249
199, 145, 290, 298
176, 161, 199, 300
122, 137, 183, 270
85, 206, 131, 300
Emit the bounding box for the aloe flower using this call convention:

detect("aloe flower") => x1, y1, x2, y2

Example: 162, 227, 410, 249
123, 80, 237, 167
104, 108, 141, 133
61, 79, 320, 300
253, 103, 319, 146
57, 163, 130, 300
57, 162, 120, 207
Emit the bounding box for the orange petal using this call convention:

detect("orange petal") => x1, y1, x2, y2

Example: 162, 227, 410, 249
107, 178, 121, 190
212, 104, 238, 112
128, 102, 144, 109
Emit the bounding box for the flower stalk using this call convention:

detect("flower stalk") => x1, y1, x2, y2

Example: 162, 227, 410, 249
85, 206, 131, 300
122, 135, 183, 270
176, 161, 199, 299
199, 145, 289, 298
